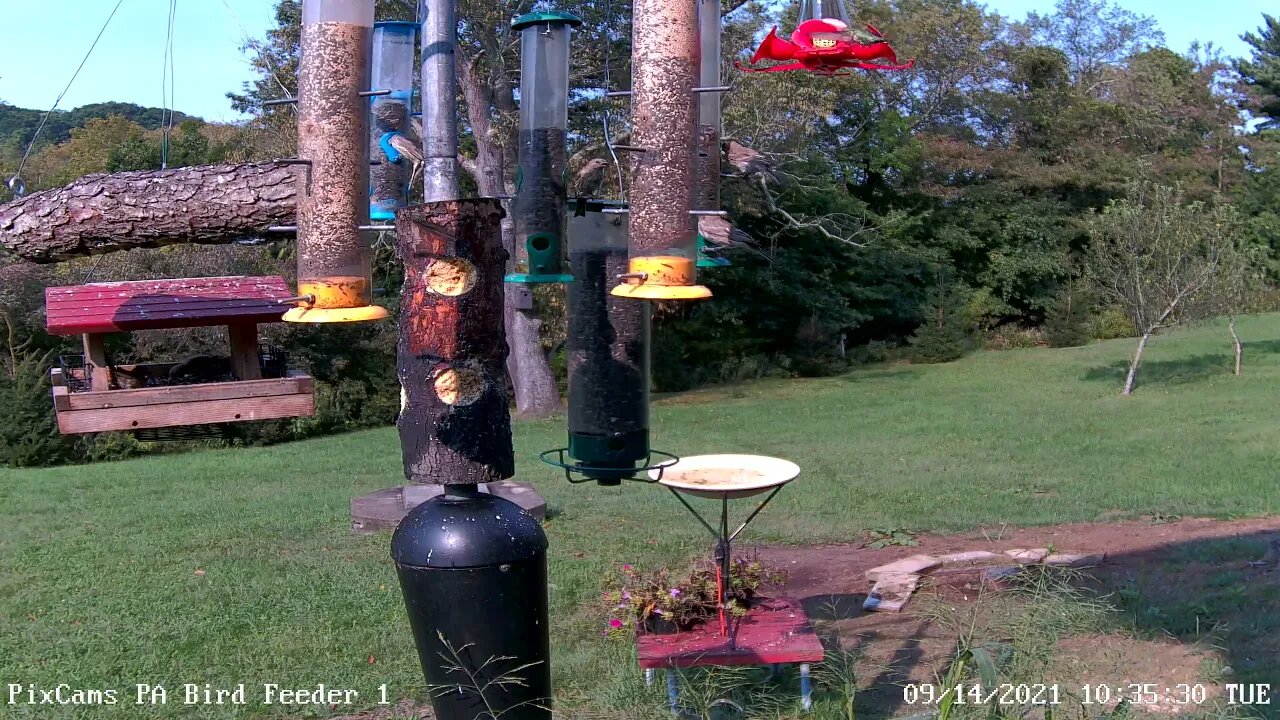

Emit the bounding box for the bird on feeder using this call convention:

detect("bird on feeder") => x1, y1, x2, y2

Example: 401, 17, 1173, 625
737, 18, 915, 75
698, 215, 766, 259
723, 140, 778, 183
373, 105, 425, 191
570, 158, 610, 198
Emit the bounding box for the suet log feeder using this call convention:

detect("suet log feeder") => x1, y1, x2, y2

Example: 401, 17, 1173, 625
370, 21, 419, 221
611, 0, 711, 301
287, 0, 388, 323
507, 11, 582, 284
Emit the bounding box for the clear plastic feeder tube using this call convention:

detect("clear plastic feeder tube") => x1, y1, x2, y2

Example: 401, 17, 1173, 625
509, 11, 581, 284
613, 0, 710, 300
370, 21, 419, 221
695, 0, 722, 266
289, 0, 386, 323
567, 204, 651, 481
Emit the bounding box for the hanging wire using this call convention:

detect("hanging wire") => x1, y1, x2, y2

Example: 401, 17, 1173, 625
160, 0, 178, 169
7, 0, 126, 198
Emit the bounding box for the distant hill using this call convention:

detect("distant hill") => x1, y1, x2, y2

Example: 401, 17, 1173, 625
0, 102, 198, 149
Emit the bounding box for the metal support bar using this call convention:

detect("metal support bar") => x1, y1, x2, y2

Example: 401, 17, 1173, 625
358, 225, 396, 232
610, 145, 647, 153
605, 90, 633, 97
666, 671, 680, 715
602, 208, 631, 215
800, 664, 813, 712
692, 85, 732, 93
262, 97, 300, 107
358, 89, 392, 97
729, 485, 784, 542
665, 487, 721, 540
689, 210, 728, 216
278, 158, 313, 193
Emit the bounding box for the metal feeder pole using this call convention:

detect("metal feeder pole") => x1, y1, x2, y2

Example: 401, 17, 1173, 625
391, 3, 551, 719
418, 0, 458, 202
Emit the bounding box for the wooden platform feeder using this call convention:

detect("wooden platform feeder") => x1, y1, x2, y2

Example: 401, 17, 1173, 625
44, 276, 315, 435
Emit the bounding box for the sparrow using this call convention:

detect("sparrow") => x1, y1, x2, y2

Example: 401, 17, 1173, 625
723, 140, 778, 183
698, 215, 769, 261
570, 158, 610, 198
385, 133, 425, 191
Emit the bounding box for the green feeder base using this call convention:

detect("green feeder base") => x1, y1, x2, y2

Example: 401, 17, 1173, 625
567, 430, 649, 486
505, 273, 575, 284
696, 234, 732, 268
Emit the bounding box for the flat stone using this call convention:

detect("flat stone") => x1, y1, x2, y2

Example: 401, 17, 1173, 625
937, 550, 1001, 565
1044, 552, 1105, 568
863, 573, 919, 613
866, 554, 941, 581
1004, 548, 1050, 564
983, 566, 1024, 584
351, 481, 547, 534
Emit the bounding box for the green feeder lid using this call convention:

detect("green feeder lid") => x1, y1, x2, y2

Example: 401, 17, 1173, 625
505, 272, 576, 284
512, 10, 583, 30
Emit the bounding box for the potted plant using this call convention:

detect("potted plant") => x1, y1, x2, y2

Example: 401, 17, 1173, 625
602, 556, 787, 637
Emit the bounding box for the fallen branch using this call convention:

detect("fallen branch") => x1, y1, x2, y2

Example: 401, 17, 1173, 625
0, 162, 300, 263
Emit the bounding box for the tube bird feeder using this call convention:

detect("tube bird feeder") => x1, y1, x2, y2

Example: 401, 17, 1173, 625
552, 203, 658, 484
694, 0, 728, 269
286, 0, 388, 323
611, 0, 711, 300
370, 21, 419, 221
507, 11, 582, 284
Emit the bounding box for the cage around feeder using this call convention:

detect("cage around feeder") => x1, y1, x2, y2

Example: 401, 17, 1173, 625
370, 21, 419, 221
286, 0, 388, 323
506, 11, 582, 284
539, 202, 676, 484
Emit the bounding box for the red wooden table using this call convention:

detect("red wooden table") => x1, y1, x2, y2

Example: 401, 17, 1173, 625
636, 596, 824, 713
44, 276, 313, 434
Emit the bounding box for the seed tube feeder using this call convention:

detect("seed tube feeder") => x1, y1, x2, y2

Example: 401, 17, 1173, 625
695, 0, 728, 270
369, 21, 419, 221
286, 0, 388, 323
507, 11, 582, 284
537, 203, 674, 484
611, 0, 711, 301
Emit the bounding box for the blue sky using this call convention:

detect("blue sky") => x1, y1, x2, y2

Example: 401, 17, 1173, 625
0, 0, 1273, 123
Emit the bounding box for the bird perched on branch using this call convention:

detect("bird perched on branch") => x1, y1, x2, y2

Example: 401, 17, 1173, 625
723, 140, 778, 183
570, 158, 610, 198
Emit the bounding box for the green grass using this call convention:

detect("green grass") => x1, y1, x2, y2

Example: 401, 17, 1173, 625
3, 316, 1280, 718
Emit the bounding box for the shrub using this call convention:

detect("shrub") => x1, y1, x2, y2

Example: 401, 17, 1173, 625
1044, 289, 1093, 347
907, 282, 975, 364
0, 348, 79, 468
985, 325, 1047, 350
1089, 307, 1139, 340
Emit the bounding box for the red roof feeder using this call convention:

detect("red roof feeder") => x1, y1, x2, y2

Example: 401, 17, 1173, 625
737, 18, 914, 75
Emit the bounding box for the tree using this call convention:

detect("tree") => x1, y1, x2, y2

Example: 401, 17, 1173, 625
1085, 182, 1248, 394
1236, 14, 1280, 129
1022, 0, 1164, 92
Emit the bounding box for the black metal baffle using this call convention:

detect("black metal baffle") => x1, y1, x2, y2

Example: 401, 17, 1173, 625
391, 484, 551, 719
565, 201, 651, 485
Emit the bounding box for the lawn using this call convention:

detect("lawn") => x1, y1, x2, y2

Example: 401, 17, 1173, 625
3, 315, 1279, 719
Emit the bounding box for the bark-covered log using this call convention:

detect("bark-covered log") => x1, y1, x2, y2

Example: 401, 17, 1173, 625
396, 199, 514, 485
0, 162, 298, 263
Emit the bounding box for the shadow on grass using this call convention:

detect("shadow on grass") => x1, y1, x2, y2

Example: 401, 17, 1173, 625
1082, 352, 1235, 387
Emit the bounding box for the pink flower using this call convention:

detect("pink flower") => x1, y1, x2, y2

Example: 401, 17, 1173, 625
609, 618, 623, 629
669, 588, 682, 598
622, 564, 633, 571
653, 608, 667, 617
622, 591, 631, 601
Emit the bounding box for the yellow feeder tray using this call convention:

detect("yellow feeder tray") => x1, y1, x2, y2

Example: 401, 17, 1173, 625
282, 277, 390, 323
610, 256, 712, 300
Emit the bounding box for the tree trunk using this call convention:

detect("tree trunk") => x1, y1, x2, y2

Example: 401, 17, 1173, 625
457, 50, 561, 418
1123, 332, 1151, 396
0, 162, 297, 263
395, 199, 514, 485
1229, 315, 1242, 376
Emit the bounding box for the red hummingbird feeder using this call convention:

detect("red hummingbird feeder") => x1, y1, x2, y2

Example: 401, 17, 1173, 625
736, 0, 914, 75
